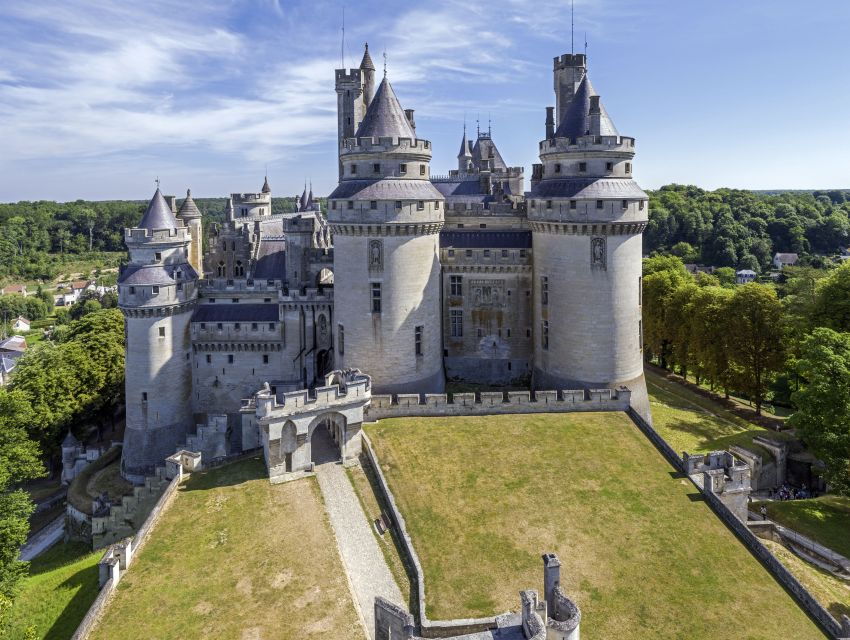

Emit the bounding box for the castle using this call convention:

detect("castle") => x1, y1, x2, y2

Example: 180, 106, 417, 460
118, 44, 650, 482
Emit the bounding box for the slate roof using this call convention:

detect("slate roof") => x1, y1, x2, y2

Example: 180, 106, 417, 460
261, 176, 271, 194
531, 178, 647, 200
0, 335, 27, 353
360, 43, 375, 70
62, 430, 80, 447
118, 263, 198, 286
440, 230, 532, 249
471, 136, 508, 171
329, 179, 443, 200
192, 304, 279, 323
1, 354, 19, 375
139, 188, 178, 230
458, 128, 471, 157
178, 189, 201, 218
354, 77, 416, 139
554, 75, 618, 139
253, 239, 287, 280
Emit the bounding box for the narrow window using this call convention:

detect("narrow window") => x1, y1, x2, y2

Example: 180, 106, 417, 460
639, 319, 643, 350
638, 276, 643, 306
338, 324, 345, 355
541, 276, 549, 306
370, 201, 377, 210
526, 328, 531, 338
252, 323, 258, 330
417, 201, 424, 210
579, 162, 587, 172
263, 354, 269, 364
347, 201, 354, 209
542, 320, 549, 350
606, 162, 613, 171
435, 200, 441, 209
200, 323, 206, 330
465, 249, 472, 257
228, 354, 234, 364
447, 249, 455, 257
483, 249, 490, 257
217, 323, 223, 330
395, 200, 402, 209
554, 163, 561, 173
231, 241, 235, 251
371, 282, 382, 313
332, 201, 337, 210
399, 163, 407, 174
206, 354, 211, 364
531, 200, 536, 208
419, 164, 426, 176
477, 328, 483, 338
129, 286, 136, 294
596, 200, 604, 209
350, 164, 357, 174
177, 282, 183, 291
450, 275, 462, 296
415, 325, 423, 356
570, 200, 577, 210
546, 200, 553, 209
268, 323, 275, 330
507, 328, 511, 337
234, 323, 241, 331
639, 200, 645, 210
142, 392, 148, 402
501, 249, 508, 257
373, 163, 380, 173
155, 252, 162, 261
625, 162, 632, 173
622, 199, 628, 209
158, 327, 165, 337
217, 261, 225, 277
520, 249, 527, 258
151, 286, 159, 295
450, 309, 463, 337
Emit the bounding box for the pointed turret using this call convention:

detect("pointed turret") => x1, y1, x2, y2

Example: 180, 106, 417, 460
139, 188, 178, 230
457, 125, 472, 171
299, 183, 308, 211
177, 189, 201, 219
354, 76, 416, 139
306, 182, 314, 210
554, 75, 618, 139
261, 175, 271, 194
360, 43, 376, 108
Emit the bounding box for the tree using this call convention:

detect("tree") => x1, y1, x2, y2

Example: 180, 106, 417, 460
690, 286, 734, 393
789, 328, 850, 495
811, 261, 850, 331
726, 284, 786, 414
642, 256, 693, 368
69, 298, 101, 320
0, 390, 44, 611
714, 267, 736, 287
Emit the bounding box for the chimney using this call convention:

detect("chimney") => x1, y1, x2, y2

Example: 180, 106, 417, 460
163, 195, 177, 213
545, 107, 555, 138
404, 109, 416, 133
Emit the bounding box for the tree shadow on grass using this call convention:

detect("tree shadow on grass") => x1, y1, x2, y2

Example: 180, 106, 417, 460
656, 414, 780, 459
180, 455, 266, 492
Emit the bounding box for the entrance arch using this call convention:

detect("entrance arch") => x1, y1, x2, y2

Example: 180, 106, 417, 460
308, 412, 346, 465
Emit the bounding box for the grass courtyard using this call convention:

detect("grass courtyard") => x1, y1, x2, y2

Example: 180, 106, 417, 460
646, 369, 795, 458
89, 457, 363, 640
365, 413, 825, 639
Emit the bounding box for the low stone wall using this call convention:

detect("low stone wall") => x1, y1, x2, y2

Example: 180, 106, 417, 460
362, 432, 506, 638
69, 452, 196, 640
367, 387, 631, 420
627, 408, 849, 639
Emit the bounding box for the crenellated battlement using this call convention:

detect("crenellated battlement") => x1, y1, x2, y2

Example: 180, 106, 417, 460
553, 53, 586, 70
252, 372, 371, 420
539, 135, 636, 154
231, 192, 270, 204
125, 226, 191, 243
341, 136, 431, 154
335, 67, 364, 86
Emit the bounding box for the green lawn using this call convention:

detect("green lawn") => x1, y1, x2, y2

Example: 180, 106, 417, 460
90, 457, 363, 640
646, 369, 795, 459
366, 413, 825, 639
5, 542, 102, 640
753, 496, 850, 559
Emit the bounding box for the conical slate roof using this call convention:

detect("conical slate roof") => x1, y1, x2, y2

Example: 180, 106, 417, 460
178, 188, 201, 218
299, 184, 308, 211
139, 187, 178, 230
62, 430, 79, 447
360, 43, 375, 70
354, 77, 415, 139
554, 75, 619, 139
261, 176, 271, 193
458, 127, 471, 158
306, 183, 314, 210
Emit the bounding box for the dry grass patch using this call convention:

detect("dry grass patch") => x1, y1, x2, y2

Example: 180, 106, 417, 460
366, 413, 825, 639
90, 457, 363, 640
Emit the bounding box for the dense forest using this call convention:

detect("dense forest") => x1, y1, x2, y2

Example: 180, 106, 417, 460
645, 186, 850, 271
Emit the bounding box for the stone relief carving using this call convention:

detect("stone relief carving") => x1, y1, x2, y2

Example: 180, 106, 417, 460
470, 279, 506, 307
368, 239, 383, 271
591, 236, 606, 270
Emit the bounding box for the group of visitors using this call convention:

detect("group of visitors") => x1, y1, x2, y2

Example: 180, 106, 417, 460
769, 484, 814, 501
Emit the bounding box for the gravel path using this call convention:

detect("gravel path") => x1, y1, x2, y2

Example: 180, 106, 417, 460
316, 459, 403, 639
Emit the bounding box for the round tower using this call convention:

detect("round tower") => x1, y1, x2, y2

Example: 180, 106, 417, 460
328, 73, 445, 394
529, 56, 651, 422
119, 188, 199, 483
177, 188, 203, 276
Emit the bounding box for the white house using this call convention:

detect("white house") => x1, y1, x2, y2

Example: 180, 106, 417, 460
736, 269, 756, 284
12, 316, 30, 332
773, 252, 799, 270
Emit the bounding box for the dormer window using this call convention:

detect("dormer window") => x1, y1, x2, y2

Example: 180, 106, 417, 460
152, 286, 159, 294
570, 200, 577, 210
370, 201, 377, 210
579, 162, 587, 172
350, 164, 357, 174
395, 201, 402, 209
417, 201, 424, 211
596, 200, 604, 209
622, 199, 628, 209
606, 162, 613, 171
155, 252, 162, 261
373, 163, 380, 173
399, 163, 407, 174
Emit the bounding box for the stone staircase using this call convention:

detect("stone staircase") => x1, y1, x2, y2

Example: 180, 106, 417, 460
91, 466, 171, 549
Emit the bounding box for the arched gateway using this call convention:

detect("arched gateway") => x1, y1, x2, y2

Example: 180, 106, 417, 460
245, 370, 371, 483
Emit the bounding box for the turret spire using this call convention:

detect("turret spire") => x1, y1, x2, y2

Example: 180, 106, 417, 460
261, 175, 271, 194
139, 187, 178, 230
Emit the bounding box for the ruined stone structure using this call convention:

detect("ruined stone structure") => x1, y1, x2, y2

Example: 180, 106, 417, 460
685, 450, 752, 522
118, 45, 651, 481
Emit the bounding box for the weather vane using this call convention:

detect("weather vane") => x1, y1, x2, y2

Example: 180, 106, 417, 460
383, 51, 387, 78
155, 176, 160, 189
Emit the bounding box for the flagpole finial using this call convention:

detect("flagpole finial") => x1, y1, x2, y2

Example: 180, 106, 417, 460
383, 51, 387, 78
155, 176, 160, 190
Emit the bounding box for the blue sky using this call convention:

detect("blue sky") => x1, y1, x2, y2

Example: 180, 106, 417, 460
1, 0, 849, 202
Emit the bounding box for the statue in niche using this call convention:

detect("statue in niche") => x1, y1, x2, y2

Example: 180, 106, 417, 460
369, 239, 383, 270
318, 314, 328, 339
591, 237, 606, 270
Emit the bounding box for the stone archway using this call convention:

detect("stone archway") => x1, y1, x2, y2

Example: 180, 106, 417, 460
308, 412, 346, 466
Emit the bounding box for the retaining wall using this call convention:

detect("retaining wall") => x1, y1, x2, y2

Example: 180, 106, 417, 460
627, 408, 849, 640
366, 387, 630, 420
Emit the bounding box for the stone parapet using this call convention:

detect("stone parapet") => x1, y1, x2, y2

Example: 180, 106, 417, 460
366, 387, 630, 420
